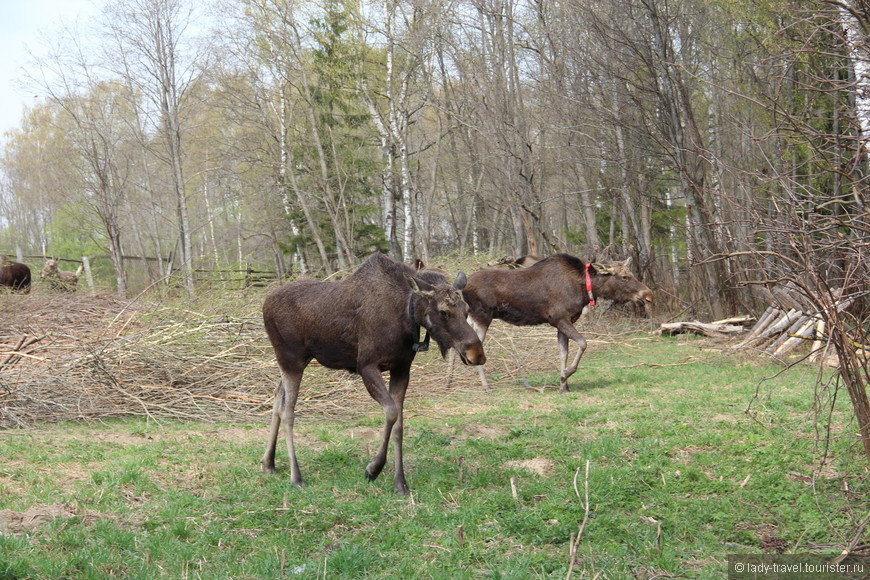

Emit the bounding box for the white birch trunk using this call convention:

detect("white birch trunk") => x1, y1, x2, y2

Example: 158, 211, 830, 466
665, 188, 680, 285
273, 94, 309, 275
839, 3, 870, 153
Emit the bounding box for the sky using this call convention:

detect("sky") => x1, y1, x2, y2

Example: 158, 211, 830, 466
0, 0, 98, 140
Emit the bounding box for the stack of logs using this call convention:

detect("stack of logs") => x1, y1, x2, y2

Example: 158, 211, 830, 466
659, 281, 850, 363
658, 317, 754, 340
736, 283, 862, 362
735, 307, 827, 360
658, 310, 828, 360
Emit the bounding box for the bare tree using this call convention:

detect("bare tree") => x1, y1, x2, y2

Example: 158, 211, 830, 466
19, 23, 143, 294
704, 1, 870, 464
103, 0, 203, 296
217, 0, 334, 274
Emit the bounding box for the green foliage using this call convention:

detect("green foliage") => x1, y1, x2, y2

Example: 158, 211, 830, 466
353, 222, 388, 256
267, 0, 384, 265
45, 204, 103, 260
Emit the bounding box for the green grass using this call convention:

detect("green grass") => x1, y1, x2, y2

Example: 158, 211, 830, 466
0, 335, 865, 579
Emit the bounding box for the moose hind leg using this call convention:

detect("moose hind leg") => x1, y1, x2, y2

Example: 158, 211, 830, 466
263, 368, 305, 487
261, 379, 284, 474
282, 369, 305, 487
469, 317, 491, 390
557, 331, 570, 392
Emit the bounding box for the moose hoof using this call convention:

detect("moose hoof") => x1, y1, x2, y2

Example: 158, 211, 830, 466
261, 462, 276, 475
365, 461, 387, 481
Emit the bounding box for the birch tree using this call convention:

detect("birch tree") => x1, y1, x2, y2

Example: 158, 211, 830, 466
103, 0, 202, 296
832, 0, 870, 202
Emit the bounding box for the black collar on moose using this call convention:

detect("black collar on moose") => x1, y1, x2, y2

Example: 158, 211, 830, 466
407, 294, 431, 352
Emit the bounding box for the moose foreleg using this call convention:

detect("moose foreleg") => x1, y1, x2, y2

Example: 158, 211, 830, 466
387, 367, 411, 495
556, 321, 587, 393
360, 367, 405, 492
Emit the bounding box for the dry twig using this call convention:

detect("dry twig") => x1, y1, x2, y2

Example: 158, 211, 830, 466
566, 460, 591, 580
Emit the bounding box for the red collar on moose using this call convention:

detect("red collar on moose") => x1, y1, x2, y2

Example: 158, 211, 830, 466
585, 263, 595, 306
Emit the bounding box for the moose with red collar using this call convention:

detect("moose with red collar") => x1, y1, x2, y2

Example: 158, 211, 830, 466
449, 254, 653, 392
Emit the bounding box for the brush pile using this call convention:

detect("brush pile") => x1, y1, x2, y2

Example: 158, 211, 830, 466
0, 292, 360, 428
1, 290, 594, 428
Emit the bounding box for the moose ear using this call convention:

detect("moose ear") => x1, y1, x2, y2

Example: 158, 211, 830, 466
591, 262, 613, 275
404, 273, 434, 297
453, 271, 467, 290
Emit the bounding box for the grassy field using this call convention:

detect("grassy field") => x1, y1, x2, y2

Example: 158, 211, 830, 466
1, 326, 867, 579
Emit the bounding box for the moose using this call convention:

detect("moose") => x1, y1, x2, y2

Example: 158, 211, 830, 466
448, 254, 653, 392
0, 255, 31, 293
261, 252, 486, 495
40, 258, 83, 292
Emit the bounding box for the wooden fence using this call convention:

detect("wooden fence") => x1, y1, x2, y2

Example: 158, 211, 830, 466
1, 251, 282, 292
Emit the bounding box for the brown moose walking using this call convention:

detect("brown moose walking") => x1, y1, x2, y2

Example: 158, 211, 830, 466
261, 252, 485, 495
449, 254, 653, 391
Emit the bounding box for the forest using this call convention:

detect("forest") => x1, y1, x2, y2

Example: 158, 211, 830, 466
0, 0, 868, 319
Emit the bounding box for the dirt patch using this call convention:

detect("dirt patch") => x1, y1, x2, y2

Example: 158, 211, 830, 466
0, 476, 27, 497
0, 503, 110, 535
463, 424, 510, 439
734, 522, 788, 553
503, 457, 554, 476
711, 413, 739, 425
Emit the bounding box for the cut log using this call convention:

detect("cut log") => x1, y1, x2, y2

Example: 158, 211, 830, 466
770, 284, 807, 311
743, 309, 802, 349
711, 315, 757, 327
810, 319, 827, 362
772, 317, 818, 357
658, 321, 745, 338
766, 315, 811, 355
739, 307, 779, 346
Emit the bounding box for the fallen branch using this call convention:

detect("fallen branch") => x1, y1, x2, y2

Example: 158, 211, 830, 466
657, 321, 745, 339
566, 460, 591, 580
0, 335, 44, 370
833, 511, 870, 565
710, 315, 756, 327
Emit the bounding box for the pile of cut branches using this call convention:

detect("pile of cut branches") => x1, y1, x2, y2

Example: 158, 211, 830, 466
0, 293, 371, 428
0, 291, 642, 428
